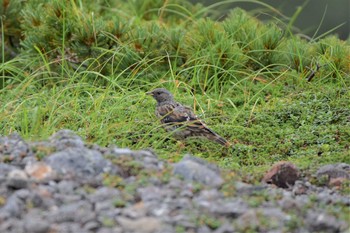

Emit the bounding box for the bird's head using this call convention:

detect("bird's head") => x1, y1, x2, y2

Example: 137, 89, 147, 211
147, 88, 174, 104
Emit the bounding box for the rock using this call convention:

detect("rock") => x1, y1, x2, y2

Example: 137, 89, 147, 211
173, 155, 223, 187
194, 191, 247, 218
23, 214, 50, 233
25, 162, 53, 180
213, 222, 235, 233
83, 220, 100, 231
263, 161, 300, 188
14, 189, 31, 200
138, 186, 163, 202
316, 163, 350, 186
292, 180, 309, 195
235, 181, 268, 195
196, 189, 224, 201
329, 177, 348, 189
116, 216, 162, 233
50, 222, 88, 233
56, 180, 77, 194
88, 187, 121, 203
49, 129, 85, 150
122, 202, 147, 218
0, 218, 25, 233
209, 199, 248, 217
7, 169, 29, 189
197, 225, 212, 233
235, 209, 260, 231
47, 201, 95, 224
94, 201, 116, 213
53, 193, 82, 204
1, 190, 26, 217
0, 130, 349, 233
107, 147, 164, 171
0, 133, 33, 166
0, 164, 17, 178
235, 208, 290, 232
279, 196, 303, 211
165, 213, 197, 228
97, 227, 120, 233
306, 210, 347, 233
45, 147, 119, 181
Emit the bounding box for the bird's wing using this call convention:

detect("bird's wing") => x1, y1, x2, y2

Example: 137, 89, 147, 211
157, 102, 211, 131
157, 102, 195, 122
157, 102, 230, 146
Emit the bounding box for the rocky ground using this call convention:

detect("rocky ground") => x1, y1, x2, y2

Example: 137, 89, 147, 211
0, 130, 349, 233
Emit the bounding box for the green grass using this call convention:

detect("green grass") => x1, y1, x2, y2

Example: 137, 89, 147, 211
0, 0, 349, 179
1, 66, 349, 177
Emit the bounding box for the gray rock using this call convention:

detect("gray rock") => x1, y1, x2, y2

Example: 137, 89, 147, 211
1, 190, 27, 217
278, 196, 306, 212
107, 147, 164, 171
260, 207, 291, 226
197, 225, 212, 233
88, 187, 121, 203
94, 201, 116, 213
138, 186, 168, 202
50, 129, 85, 150
24, 214, 50, 233
165, 213, 197, 228
234, 181, 268, 195
0, 133, 33, 165
14, 189, 31, 200
235, 207, 291, 232
194, 191, 247, 218
97, 228, 119, 233
0, 163, 17, 177
194, 189, 224, 204
51, 222, 89, 233
116, 216, 163, 233
213, 222, 235, 233
53, 193, 82, 204
0, 131, 349, 233
56, 180, 77, 194
47, 201, 95, 224
122, 202, 147, 218
292, 180, 309, 195
316, 163, 350, 181
6, 169, 29, 189
209, 199, 248, 217
0, 218, 25, 233
306, 210, 347, 233
45, 147, 119, 181
84, 220, 101, 231
173, 155, 223, 187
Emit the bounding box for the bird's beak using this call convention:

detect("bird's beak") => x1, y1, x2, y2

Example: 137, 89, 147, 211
146, 91, 153, 96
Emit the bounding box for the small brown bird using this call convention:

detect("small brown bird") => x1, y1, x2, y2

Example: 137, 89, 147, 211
147, 88, 230, 147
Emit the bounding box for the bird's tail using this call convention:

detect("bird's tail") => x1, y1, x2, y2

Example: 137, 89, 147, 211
187, 120, 232, 147
213, 134, 231, 147
204, 127, 231, 147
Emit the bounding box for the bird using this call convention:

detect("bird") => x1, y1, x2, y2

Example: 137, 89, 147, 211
147, 88, 230, 147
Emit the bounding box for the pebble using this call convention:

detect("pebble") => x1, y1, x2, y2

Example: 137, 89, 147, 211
7, 169, 29, 189
116, 216, 162, 233
263, 161, 300, 188
0, 131, 348, 233
25, 162, 53, 180
173, 155, 224, 187
23, 214, 50, 233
